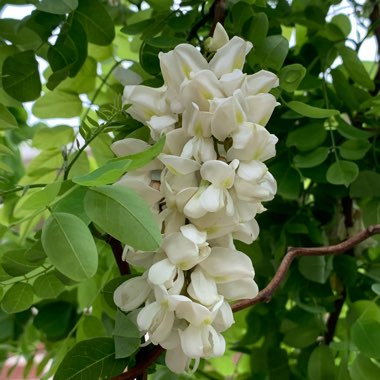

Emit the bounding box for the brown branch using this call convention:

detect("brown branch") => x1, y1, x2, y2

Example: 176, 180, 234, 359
107, 235, 130, 275
324, 196, 353, 344
232, 224, 380, 312
210, 0, 226, 35
110, 346, 164, 380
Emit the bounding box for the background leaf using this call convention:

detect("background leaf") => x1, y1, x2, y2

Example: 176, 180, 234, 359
41, 212, 98, 281
84, 185, 162, 250
2, 50, 41, 101
54, 337, 128, 380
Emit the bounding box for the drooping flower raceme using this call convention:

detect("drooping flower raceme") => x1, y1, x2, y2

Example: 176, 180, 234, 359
113, 23, 279, 373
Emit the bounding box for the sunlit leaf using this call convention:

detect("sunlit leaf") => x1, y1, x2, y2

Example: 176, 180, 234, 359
84, 185, 162, 250
54, 338, 128, 380
41, 212, 98, 281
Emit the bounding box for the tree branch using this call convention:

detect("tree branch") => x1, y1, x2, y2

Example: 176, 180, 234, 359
107, 235, 130, 275
232, 224, 380, 312
110, 346, 164, 380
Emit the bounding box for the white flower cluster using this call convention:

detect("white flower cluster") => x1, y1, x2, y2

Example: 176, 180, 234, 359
112, 24, 279, 373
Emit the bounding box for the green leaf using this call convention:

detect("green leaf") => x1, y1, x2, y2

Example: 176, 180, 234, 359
41, 212, 98, 282
146, 0, 173, 9
307, 346, 337, 380
73, 159, 132, 186
293, 147, 329, 168
47, 18, 87, 89
32, 91, 82, 119
331, 14, 351, 37
244, 12, 268, 46
113, 310, 140, 359
339, 46, 374, 90
33, 125, 74, 150
371, 284, 380, 296
33, 273, 65, 299
1, 283, 34, 313
121, 19, 152, 35
34, 301, 76, 341
351, 318, 380, 359
299, 256, 332, 284
286, 101, 339, 118
0, 104, 18, 130
349, 354, 380, 380
21, 183, 62, 211
270, 162, 301, 200
146, 36, 186, 49
52, 185, 90, 223
54, 337, 128, 380
139, 42, 161, 75
2, 249, 39, 276
74, 0, 115, 46
2, 50, 41, 102
331, 69, 360, 110
84, 185, 162, 251
77, 315, 106, 341
279, 64, 306, 92
336, 117, 375, 139
339, 139, 371, 160
252, 35, 289, 70
283, 323, 321, 348
112, 134, 165, 171
286, 123, 327, 151
36, 0, 78, 14
326, 160, 359, 187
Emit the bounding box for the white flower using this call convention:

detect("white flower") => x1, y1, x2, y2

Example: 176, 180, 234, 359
123, 85, 170, 123
242, 69, 279, 96
180, 70, 224, 111
228, 123, 278, 162
205, 22, 229, 52
184, 160, 238, 218
159, 44, 208, 113
148, 229, 210, 286
147, 114, 178, 140
113, 274, 152, 312
209, 36, 253, 78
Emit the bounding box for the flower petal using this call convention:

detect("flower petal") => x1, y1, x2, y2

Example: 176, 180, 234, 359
180, 224, 207, 245
209, 36, 252, 78
187, 267, 219, 306
159, 153, 200, 175
148, 258, 176, 286
200, 247, 254, 282
113, 275, 151, 312
200, 160, 235, 188
218, 277, 259, 301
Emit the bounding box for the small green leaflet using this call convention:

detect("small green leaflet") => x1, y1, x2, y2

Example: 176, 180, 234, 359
41, 212, 98, 281
1, 283, 34, 313
0, 104, 18, 130
73, 159, 132, 186
351, 318, 380, 359
84, 185, 162, 251
74, 134, 165, 186
54, 337, 128, 380
2, 50, 41, 102
33, 273, 65, 299
326, 160, 359, 187
307, 346, 337, 380
113, 310, 140, 358
287, 101, 339, 118
293, 147, 329, 168
74, 0, 115, 46
36, 0, 78, 15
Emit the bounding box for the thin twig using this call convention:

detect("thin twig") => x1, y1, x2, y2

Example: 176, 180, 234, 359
232, 224, 380, 312
107, 235, 130, 275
